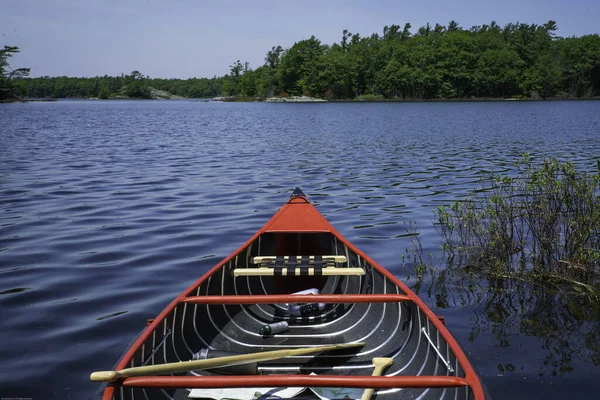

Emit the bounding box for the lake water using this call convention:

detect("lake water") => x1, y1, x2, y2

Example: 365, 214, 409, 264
1, 100, 599, 399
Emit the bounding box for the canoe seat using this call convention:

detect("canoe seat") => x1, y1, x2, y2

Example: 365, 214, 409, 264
233, 255, 365, 276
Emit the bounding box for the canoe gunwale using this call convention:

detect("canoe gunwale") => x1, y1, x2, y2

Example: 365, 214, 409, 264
121, 374, 471, 389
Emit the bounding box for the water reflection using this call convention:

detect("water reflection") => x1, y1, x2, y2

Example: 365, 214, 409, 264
0, 287, 31, 295
414, 266, 600, 377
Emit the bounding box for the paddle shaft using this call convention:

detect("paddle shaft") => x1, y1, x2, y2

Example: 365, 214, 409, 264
360, 357, 394, 400
90, 342, 364, 382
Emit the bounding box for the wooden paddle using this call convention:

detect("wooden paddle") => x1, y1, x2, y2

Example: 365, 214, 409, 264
90, 342, 364, 382
360, 357, 394, 400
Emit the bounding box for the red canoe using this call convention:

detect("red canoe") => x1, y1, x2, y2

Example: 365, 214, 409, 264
93, 188, 488, 400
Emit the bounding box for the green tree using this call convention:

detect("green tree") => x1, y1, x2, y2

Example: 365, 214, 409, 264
317, 43, 355, 99
265, 46, 283, 68
435, 31, 477, 98
0, 46, 30, 100
239, 67, 258, 97
448, 20, 461, 32
382, 25, 401, 41
223, 60, 244, 95
475, 48, 524, 97
519, 54, 562, 99
345, 34, 385, 97
278, 36, 327, 95
379, 56, 411, 98
558, 34, 600, 97
124, 70, 151, 98
98, 85, 110, 99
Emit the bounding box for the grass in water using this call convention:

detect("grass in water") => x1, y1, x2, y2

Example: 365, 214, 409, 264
403, 221, 434, 293
401, 157, 600, 375
434, 155, 600, 294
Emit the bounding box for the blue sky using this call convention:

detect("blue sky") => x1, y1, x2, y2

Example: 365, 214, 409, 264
2, 0, 598, 79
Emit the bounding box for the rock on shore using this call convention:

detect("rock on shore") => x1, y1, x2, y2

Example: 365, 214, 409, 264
150, 88, 185, 100
265, 96, 327, 103
212, 96, 236, 102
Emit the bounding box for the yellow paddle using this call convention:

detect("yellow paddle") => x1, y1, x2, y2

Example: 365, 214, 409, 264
90, 342, 364, 382
360, 357, 394, 400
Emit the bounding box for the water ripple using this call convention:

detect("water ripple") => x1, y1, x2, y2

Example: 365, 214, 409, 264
0, 100, 599, 399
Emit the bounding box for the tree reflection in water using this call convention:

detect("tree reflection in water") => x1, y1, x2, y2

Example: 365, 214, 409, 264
411, 265, 600, 377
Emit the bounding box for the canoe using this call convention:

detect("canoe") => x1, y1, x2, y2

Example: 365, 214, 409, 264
93, 188, 488, 400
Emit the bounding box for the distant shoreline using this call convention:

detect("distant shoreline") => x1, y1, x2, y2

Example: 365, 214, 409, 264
202, 95, 600, 103
3, 96, 599, 104
328, 96, 600, 103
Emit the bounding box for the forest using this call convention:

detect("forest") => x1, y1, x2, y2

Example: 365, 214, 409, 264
7, 20, 600, 100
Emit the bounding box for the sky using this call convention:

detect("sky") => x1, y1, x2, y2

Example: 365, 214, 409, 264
2, 0, 599, 79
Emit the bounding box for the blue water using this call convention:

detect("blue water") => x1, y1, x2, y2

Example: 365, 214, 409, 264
1, 100, 599, 399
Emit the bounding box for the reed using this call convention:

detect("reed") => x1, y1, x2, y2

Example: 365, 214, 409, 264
435, 155, 600, 290
403, 221, 434, 293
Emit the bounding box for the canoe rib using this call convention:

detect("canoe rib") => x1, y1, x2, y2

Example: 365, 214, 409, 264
122, 375, 470, 389
183, 294, 411, 304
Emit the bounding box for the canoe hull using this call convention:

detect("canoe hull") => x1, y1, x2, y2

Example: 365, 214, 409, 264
99, 190, 485, 399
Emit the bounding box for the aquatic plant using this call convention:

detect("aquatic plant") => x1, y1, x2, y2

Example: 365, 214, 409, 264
402, 221, 434, 293
404, 157, 600, 380
435, 155, 600, 290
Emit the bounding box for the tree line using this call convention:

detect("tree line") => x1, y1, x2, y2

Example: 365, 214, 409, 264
7, 20, 600, 100
11, 72, 226, 99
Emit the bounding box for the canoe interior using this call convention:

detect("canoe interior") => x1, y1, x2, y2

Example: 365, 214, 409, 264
107, 232, 473, 400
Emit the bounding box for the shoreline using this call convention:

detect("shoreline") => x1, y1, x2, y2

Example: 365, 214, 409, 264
328, 97, 600, 103
3, 96, 599, 104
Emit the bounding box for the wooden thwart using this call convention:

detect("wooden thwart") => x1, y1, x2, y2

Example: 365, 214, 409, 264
233, 267, 364, 277
252, 255, 347, 264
